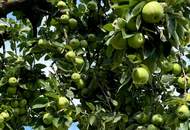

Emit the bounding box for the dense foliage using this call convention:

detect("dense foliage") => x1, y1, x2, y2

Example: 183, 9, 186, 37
0, 0, 190, 130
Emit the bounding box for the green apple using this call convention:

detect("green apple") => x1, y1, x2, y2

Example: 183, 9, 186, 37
126, 17, 137, 31
87, 1, 97, 11
69, 18, 78, 30
76, 79, 85, 89
71, 73, 81, 81
142, 1, 164, 23
87, 33, 96, 42
75, 57, 84, 65
57, 96, 69, 109
1, 111, 10, 121
177, 77, 186, 89
8, 77, 18, 86
13, 108, 20, 116
43, 113, 53, 125
57, 1, 67, 9
176, 105, 190, 121
69, 38, 80, 49
19, 99, 27, 107
134, 112, 149, 124
132, 67, 149, 85
11, 100, 19, 108
38, 39, 46, 46
136, 126, 146, 130
80, 40, 88, 48
7, 87, 17, 95
65, 51, 76, 61
60, 14, 69, 24
161, 60, 173, 73
127, 33, 145, 49
147, 124, 159, 130
172, 63, 182, 75
151, 114, 164, 126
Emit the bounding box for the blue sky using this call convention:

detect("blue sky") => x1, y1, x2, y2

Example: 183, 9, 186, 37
24, 122, 79, 130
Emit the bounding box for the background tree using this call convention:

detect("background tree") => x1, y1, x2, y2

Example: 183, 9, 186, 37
0, 0, 190, 130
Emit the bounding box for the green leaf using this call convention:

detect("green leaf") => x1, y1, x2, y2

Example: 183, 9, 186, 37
103, 23, 114, 32
106, 45, 114, 58
113, 115, 122, 123
130, 1, 146, 18
75, 106, 82, 116
166, 14, 177, 39
86, 102, 95, 111
34, 63, 46, 70
32, 103, 48, 109
66, 89, 74, 98
89, 115, 96, 126
52, 118, 60, 128
32, 95, 49, 106
121, 29, 134, 39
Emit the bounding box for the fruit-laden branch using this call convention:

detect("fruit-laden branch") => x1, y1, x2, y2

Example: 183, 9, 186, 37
0, 0, 53, 37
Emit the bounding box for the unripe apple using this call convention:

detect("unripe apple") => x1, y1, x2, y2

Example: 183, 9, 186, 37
151, 114, 164, 126
126, 17, 137, 31
177, 76, 190, 89
1, 111, 10, 121
134, 112, 149, 124
76, 79, 85, 89
69, 18, 78, 30
11, 100, 19, 108
172, 63, 182, 75
142, 1, 164, 23
38, 39, 47, 47
13, 108, 20, 116
176, 105, 190, 121
87, 1, 97, 11
127, 33, 145, 49
147, 124, 159, 130
19, 99, 27, 107
161, 60, 173, 73
8, 77, 18, 86
136, 126, 146, 130
65, 51, 76, 61
43, 113, 53, 125
57, 96, 69, 109
69, 38, 80, 49
57, 1, 67, 9
80, 40, 88, 48
75, 57, 84, 65
87, 33, 96, 42
132, 67, 149, 85
177, 77, 186, 89
7, 87, 17, 95
71, 73, 81, 81
60, 14, 69, 24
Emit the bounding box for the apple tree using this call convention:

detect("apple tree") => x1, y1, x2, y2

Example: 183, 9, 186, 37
0, 0, 190, 130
